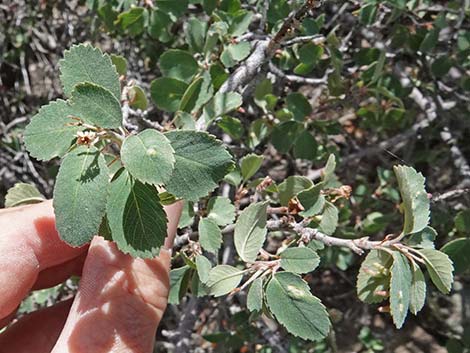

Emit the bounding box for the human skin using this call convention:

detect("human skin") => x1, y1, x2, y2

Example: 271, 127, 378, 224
0, 199, 182, 353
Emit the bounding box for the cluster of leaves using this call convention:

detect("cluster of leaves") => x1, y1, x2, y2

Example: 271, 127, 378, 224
22, 44, 233, 257
6, 0, 469, 348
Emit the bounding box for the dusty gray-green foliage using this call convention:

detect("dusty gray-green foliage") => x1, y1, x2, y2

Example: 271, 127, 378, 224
1, 0, 469, 351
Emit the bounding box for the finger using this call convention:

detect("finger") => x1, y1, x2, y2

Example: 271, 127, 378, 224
0, 201, 87, 320
0, 299, 73, 353
51, 201, 183, 353
32, 251, 87, 291
0, 252, 86, 330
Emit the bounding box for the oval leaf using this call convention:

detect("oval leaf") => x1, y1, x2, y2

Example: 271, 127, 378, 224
164, 130, 233, 201
53, 146, 109, 246
247, 277, 263, 313
206, 196, 236, 226
280, 247, 320, 274
5, 183, 45, 208
198, 217, 222, 254
393, 165, 430, 235
59, 44, 121, 100
234, 202, 268, 262
357, 250, 392, 304
24, 100, 80, 161
390, 252, 412, 329
418, 248, 454, 294
159, 49, 199, 83
207, 265, 244, 297
70, 82, 122, 129
266, 272, 330, 341
107, 169, 168, 258
409, 262, 426, 315
121, 129, 175, 185
150, 77, 188, 112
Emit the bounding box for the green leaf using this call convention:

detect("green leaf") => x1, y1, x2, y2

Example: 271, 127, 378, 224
266, 272, 330, 341
24, 100, 80, 161
107, 169, 168, 258
319, 201, 339, 235
247, 278, 263, 312
240, 154, 263, 181
174, 111, 196, 130
169, 266, 191, 304
420, 28, 439, 53
207, 265, 244, 297
393, 165, 430, 235
195, 255, 212, 284
234, 202, 268, 262
293, 130, 318, 161
280, 247, 320, 274
59, 44, 121, 100
116, 7, 148, 35
406, 226, 436, 249
409, 262, 426, 315
198, 217, 222, 254
53, 146, 109, 246
5, 183, 45, 208
150, 77, 188, 112
418, 248, 454, 294
110, 54, 127, 76
441, 238, 470, 274
179, 77, 203, 113
298, 185, 325, 218
229, 10, 253, 36
202, 91, 242, 122
217, 116, 244, 140
271, 121, 302, 154
278, 176, 313, 206
220, 42, 251, 68
322, 154, 336, 184
455, 210, 470, 233
128, 86, 148, 110
298, 43, 323, 66
185, 18, 207, 53
121, 129, 175, 185
390, 252, 412, 329
286, 93, 312, 121
178, 200, 195, 228
156, 0, 188, 19
164, 130, 233, 201
148, 9, 172, 42
159, 49, 199, 83
70, 82, 122, 129
357, 250, 392, 304
207, 196, 236, 226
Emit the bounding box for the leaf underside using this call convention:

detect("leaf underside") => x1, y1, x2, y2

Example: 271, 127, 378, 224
266, 272, 330, 341
53, 146, 109, 246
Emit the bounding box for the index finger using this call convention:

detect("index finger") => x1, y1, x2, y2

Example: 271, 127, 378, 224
0, 200, 86, 320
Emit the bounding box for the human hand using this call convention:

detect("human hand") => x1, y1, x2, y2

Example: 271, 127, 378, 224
0, 199, 182, 353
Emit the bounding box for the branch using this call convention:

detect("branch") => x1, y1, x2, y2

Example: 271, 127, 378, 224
267, 220, 401, 255
269, 62, 331, 85
432, 188, 470, 203
219, 0, 322, 93
281, 34, 326, 47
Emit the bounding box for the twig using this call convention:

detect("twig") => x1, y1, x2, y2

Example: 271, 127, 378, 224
432, 188, 470, 203
219, 0, 322, 94
267, 220, 402, 255
269, 62, 331, 85
281, 34, 326, 47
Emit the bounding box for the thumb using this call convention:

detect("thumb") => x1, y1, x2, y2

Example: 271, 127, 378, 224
51, 201, 183, 353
